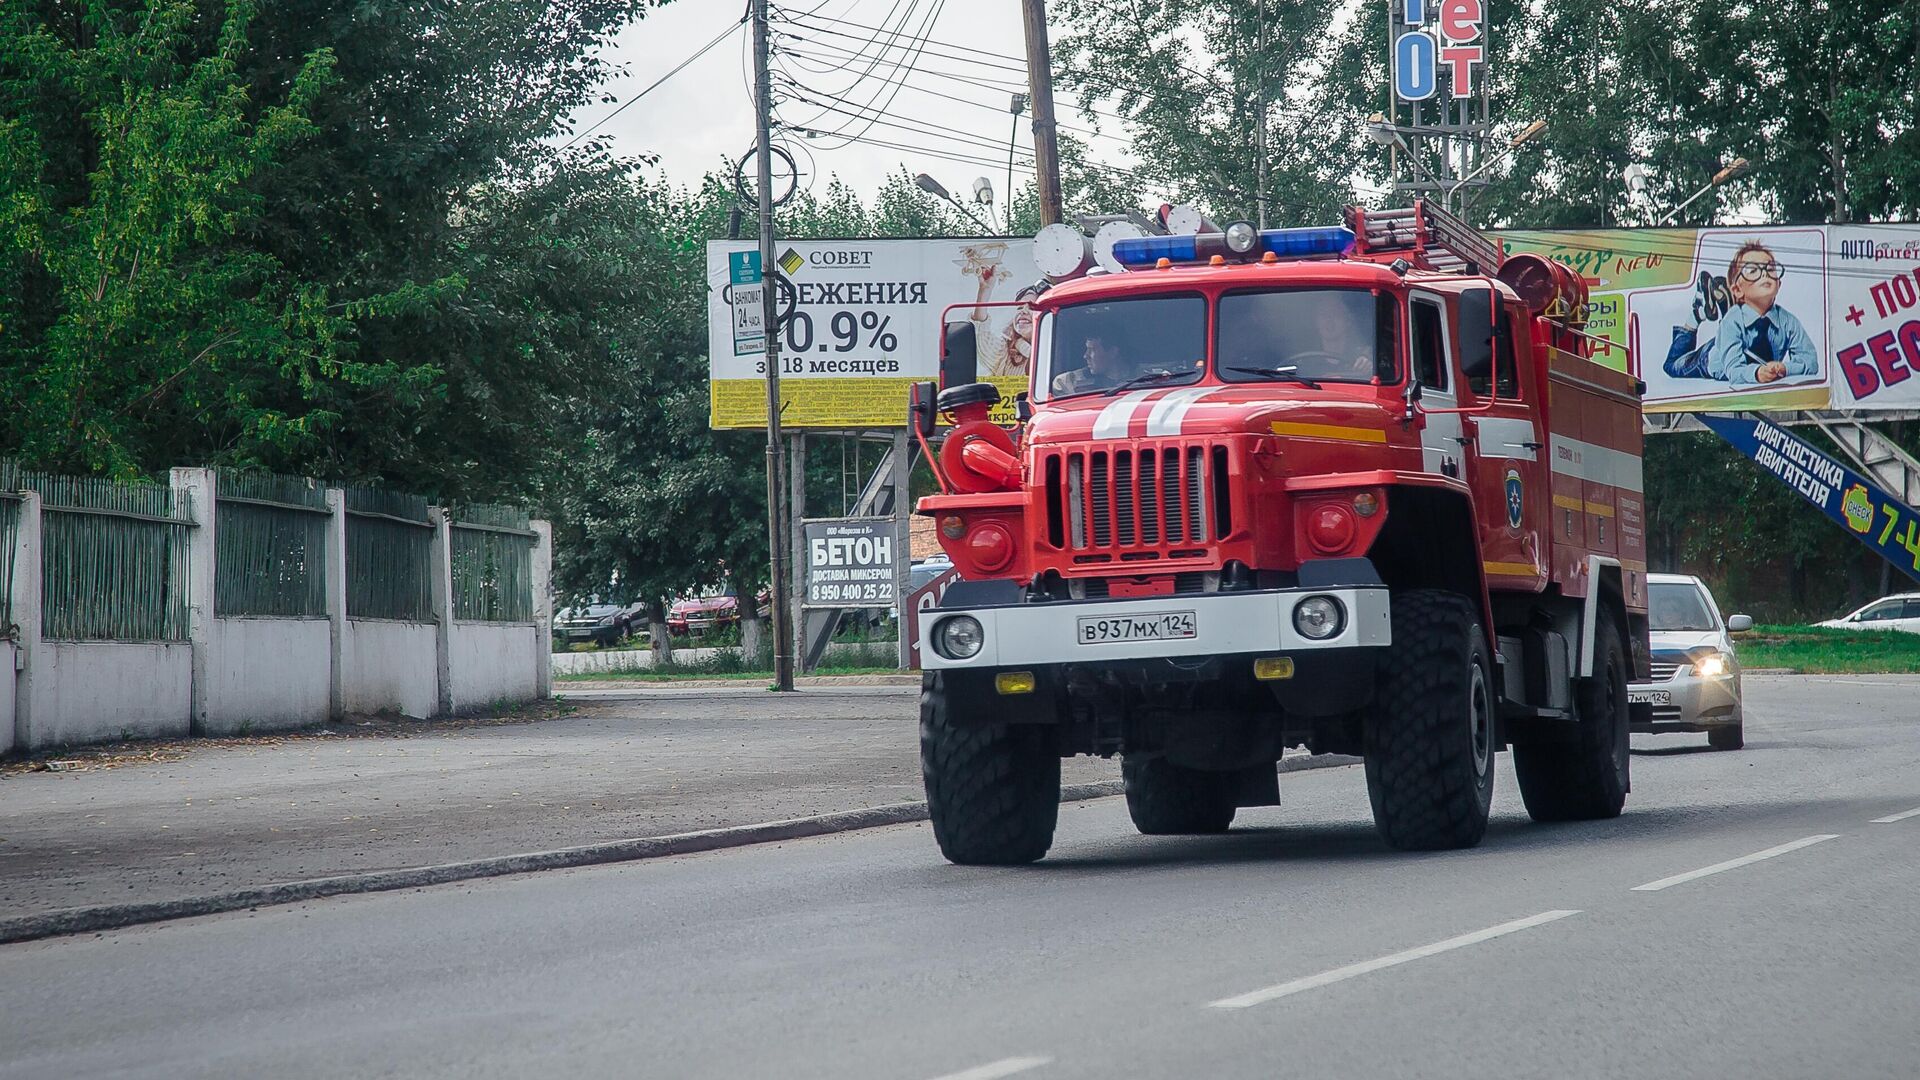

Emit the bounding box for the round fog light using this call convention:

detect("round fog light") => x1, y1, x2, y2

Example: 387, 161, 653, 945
934, 615, 985, 660
1223, 220, 1260, 254
1293, 596, 1345, 641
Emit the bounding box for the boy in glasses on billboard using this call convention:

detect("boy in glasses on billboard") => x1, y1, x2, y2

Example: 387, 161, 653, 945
1707, 240, 1817, 384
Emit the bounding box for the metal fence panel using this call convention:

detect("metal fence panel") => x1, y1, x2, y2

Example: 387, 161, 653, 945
345, 485, 432, 621
451, 504, 534, 622
3, 464, 194, 641
0, 493, 19, 637
215, 471, 330, 618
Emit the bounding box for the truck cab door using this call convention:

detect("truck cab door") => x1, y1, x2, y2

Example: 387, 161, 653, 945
1459, 294, 1547, 587
1408, 292, 1463, 479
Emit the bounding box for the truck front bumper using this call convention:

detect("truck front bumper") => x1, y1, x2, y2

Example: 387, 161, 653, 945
919, 586, 1393, 671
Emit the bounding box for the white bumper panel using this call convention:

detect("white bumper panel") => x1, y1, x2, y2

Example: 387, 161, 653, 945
920, 588, 1392, 670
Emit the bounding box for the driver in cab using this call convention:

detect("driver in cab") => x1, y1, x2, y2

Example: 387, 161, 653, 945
1051, 334, 1131, 395
1306, 304, 1376, 381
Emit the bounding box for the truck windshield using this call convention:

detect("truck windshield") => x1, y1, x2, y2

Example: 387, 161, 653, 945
1217, 288, 1396, 384
1039, 294, 1206, 399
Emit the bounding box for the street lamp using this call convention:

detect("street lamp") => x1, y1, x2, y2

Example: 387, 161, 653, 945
915, 172, 995, 233
1365, 112, 1445, 188
972, 176, 997, 230
1442, 118, 1547, 214
1657, 157, 1752, 226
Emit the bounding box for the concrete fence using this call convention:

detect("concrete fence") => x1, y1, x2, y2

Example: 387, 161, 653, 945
0, 469, 552, 756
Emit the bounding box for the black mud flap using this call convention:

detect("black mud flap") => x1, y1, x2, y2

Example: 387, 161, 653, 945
1235, 762, 1281, 808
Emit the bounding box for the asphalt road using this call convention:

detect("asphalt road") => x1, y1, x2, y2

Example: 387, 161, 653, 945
4, 674, 1918, 1080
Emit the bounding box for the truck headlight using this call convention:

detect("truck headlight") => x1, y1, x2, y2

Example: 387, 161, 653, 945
933, 616, 985, 660
1293, 596, 1344, 640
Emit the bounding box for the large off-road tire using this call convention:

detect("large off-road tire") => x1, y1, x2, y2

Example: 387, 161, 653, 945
1514, 608, 1631, 821
1363, 590, 1497, 851
1708, 721, 1745, 751
920, 673, 1060, 865
1122, 757, 1238, 835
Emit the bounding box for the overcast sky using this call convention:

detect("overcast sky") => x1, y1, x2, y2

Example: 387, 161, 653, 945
574, 1, 1121, 216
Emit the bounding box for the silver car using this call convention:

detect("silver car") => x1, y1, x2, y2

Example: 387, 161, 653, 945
1629, 573, 1752, 750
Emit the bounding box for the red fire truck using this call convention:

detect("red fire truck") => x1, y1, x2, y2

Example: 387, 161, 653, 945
908, 201, 1648, 865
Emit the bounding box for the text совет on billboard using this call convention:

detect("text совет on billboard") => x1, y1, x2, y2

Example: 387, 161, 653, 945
707, 238, 1042, 429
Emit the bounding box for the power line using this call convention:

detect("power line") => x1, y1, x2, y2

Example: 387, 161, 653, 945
564, 12, 749, 150
776, 0, 949, 149
776, 45, 1132, 145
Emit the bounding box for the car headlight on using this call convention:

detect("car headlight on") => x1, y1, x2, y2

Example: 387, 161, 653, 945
1693, 651, 1730, 678
933, 616, 985, 660
1293, 595, 1345, 641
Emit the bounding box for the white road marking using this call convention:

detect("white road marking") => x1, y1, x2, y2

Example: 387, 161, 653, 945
1631, 834, 1840, 892
1871, 806, 1920, 824
923, 1056, 1051, 1080
1208, 909, 1582, 1009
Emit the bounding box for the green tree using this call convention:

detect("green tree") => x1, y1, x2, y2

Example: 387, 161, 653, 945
0, 0, 422, 477
1050, 0, 1349, 225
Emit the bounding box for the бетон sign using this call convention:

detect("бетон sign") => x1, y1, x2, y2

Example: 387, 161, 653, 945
803, 518, 898, 608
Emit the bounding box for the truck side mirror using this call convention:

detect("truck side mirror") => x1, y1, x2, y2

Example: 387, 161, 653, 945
909, 380, 938, 438
1458, 288, 1495, 382
1014, 390, 1032, 423
941, 321, 979, 389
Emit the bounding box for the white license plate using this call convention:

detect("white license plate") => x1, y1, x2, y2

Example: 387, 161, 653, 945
1077, 611, 1197, 644
1628, 688, 1670, 705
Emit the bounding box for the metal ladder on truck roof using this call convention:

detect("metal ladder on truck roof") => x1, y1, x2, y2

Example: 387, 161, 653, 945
1347, 200, 1506, 276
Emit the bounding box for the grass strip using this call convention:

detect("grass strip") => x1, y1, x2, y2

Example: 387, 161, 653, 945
1736, 624, 1920, 674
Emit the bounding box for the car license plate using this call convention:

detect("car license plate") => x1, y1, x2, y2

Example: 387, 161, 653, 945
1077, 611, 1197, 645
1628, 688, 1670, 705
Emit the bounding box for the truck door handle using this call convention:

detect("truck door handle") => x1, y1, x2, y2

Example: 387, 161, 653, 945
1454, 434, 1475, 445
1521, 441, 1543, 450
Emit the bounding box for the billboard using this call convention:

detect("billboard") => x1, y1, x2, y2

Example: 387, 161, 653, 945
707, 238, 1040, 429
802, 517, 898, 608
1701, 414, 1920, 578
1498, 223, 1920, 413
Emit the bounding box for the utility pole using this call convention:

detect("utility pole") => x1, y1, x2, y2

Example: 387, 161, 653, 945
753, 0, 795, 692
1255, 0, 1267, 228
1020, 0, 1064, 227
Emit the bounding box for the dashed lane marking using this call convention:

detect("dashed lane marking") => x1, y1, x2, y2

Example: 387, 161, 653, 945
1208, 909, 1582, 1009
1871, 806, 1920, 824
1631, 834, 1840, 892
923, 1056, 1052, 1080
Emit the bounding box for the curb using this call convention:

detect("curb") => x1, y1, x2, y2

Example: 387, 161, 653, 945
0, 754, 1360, 946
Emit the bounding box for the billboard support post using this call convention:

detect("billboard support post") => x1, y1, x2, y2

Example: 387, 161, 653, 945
892, 429, 912, 669
752, 0, 795, 691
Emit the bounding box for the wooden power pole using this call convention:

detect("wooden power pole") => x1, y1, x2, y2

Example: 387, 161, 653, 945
1020, 0, 1065, 227
753, 0, 795, 692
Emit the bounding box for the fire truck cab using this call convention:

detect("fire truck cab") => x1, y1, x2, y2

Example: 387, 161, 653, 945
911, 202, 1648, 865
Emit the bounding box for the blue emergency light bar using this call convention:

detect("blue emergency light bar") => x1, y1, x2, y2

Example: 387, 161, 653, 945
1111, 225, 1355, 268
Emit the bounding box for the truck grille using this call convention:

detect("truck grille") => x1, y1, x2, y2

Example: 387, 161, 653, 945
1041, 442, 1229, 564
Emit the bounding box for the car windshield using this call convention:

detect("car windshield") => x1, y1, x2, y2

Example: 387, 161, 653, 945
1650, 582, 1717, 631
1037, 294, 1206, 400
1218, 288, 1395, 384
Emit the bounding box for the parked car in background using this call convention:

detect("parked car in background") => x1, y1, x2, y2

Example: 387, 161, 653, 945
1629, 573, 1752, 750
907, 554, 954, 596
1818, 593, 1920, 633
667, 585, 771, 637
553, 601, 644, 648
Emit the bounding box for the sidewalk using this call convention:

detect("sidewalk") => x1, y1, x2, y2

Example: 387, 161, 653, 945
0, 687, 1117, 918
